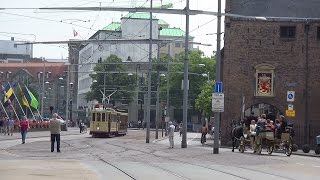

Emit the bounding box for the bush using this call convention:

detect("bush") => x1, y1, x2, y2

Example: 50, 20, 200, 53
315, 146, 320, 155
292, 144, 298, 152
302, 144, 311, 153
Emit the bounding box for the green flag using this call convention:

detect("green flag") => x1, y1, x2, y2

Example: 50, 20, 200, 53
25, 85, 39, 109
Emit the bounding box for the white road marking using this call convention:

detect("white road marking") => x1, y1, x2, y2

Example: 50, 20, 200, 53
312, 165, 320, 168
296, 163, 305, 166
187, 134, 198, 145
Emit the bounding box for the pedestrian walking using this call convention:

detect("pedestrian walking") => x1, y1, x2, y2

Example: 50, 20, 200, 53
8, 118, 14, 136
0, 117, 4, 134
168, 121, 175, 148
50, 113, 61, 152
179, 123, 183, 137
19, 116, 29, 144
3, 117, 8, 135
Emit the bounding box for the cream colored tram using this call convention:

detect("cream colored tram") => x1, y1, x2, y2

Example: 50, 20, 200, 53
89, 107, 128, 137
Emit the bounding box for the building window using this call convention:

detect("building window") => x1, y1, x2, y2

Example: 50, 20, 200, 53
317, 27, 320, 40
280, 26, 296, 38
175, 43, 181, 47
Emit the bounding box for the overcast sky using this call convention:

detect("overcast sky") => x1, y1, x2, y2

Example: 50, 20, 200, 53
0, 0, 225, 59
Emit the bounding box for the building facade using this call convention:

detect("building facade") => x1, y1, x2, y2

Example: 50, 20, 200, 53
222, 0, 320, 146
0, 62, 67, 119
0, 37, 33, 62
76, 12, 193, 123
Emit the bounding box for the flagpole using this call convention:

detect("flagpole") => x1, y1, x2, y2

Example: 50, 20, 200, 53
0, 83, 19, 119
0, 97, 10, 119
19, 83, 36, 121
36, 108, 43, 121
8, 82, 26, 117
28, 106, 36, 121
10, 104, 19, 120
23, 84, 43, 121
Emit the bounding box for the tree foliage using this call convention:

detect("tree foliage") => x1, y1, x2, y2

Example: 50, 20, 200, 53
195, 80, 215, 118
86, 55, 136, 104
161, 50, 216, 109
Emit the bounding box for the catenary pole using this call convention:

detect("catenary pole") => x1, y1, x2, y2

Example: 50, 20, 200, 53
181, 0, 190, 148
213, 0, 222, 154
146, 0, 153, 143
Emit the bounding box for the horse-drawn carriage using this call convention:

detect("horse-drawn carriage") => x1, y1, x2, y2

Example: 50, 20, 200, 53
237, 125, 293, 156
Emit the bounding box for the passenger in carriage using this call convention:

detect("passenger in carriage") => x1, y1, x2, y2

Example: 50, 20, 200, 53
249, 120, 257, 148
265, 119, 275, 131
257, 114, 267, 130
276, 115, 288, 139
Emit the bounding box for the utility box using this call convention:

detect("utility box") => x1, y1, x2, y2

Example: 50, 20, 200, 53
316, 135, 320, 145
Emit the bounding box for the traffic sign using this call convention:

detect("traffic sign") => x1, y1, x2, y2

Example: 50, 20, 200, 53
287, 91, 295, 102
285, 110, 295, 117
215, 81, 223, 93
288, 104, 294, 111
212, 93, 224, 112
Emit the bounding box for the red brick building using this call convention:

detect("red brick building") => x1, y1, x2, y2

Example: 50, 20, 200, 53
0, 62, 67, 118
222, 0, 320, 146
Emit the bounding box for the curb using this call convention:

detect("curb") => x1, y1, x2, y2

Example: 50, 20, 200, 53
204, 144, 320, 157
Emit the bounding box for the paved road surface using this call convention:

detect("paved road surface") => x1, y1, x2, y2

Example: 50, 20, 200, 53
0, 129, 319, 180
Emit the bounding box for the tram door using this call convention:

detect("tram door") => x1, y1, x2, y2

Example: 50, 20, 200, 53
110, 112, 117, 132
90, 112, 96, 132
101, 112, 107, 132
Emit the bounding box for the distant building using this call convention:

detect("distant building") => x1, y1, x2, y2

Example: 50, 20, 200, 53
0, 37, 33, 62
76, 12, 194, 123
0, 62, 67, 119
222, 0, 320, 146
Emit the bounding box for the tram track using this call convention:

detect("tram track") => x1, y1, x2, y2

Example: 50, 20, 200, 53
66, 139, 192, 180
78, 139, 251, 180
1, 135, 299, 180
91, 139, 300, 180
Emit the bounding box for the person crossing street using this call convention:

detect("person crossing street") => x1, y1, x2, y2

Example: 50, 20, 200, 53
168, 121, 175, 148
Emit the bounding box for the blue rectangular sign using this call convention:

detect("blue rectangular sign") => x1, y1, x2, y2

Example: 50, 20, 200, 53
215, 81, 223, 93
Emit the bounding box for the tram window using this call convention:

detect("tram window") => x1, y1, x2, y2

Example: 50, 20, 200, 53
92, 113, 96, 121
97, 113, 101, 122
102, 113, 106, 122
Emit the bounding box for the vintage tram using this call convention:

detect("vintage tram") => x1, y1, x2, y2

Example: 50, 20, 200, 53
89, 107, 128, 137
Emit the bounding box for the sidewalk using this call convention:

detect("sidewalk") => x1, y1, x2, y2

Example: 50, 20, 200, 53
0, 159, 99, 180
0, 127, 81, 141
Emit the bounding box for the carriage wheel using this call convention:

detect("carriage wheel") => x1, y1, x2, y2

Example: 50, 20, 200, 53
256, 144, 262, 155
267, 145, 274, 155
285, 137, 293, 157
239, 137, 245, 153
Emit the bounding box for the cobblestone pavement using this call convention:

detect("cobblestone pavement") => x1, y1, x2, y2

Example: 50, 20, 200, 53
0, 129, 319, 180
